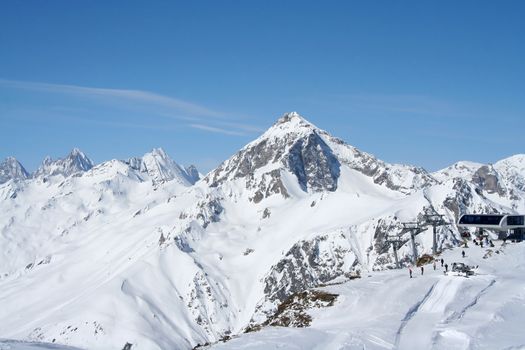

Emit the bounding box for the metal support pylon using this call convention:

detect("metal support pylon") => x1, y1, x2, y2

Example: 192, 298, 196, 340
400, 222, 425, 266
386, 234, 403, 269
421, 213, 450, 256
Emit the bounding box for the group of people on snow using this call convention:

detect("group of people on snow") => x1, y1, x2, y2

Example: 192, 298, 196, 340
409, 257, 449, 278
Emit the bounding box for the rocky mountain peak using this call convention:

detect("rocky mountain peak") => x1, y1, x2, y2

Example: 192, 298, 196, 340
0, 156, 30, 184
66, 148, 93, 170
259, 112, 318, 142
148, 147, 168, 159
273, 111, 311, 127
33, 148, 94, 178
205, 112, 341, 199
127, 148, 196, 186
205, 111, 441, 198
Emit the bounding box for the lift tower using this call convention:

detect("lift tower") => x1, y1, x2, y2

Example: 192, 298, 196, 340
422, 214, 450, 256
386, 234, 404, 269
400, 222, 425, 265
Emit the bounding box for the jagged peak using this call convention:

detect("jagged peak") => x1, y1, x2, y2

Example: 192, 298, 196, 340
3, 156, 24, 167
273, 111, 311, 126
0, 156, 30, 183
4, 156, 16, 162
126, 147, 195, 186
42, 156, 53, 165
242, 112, 320, 151
268, 112, 316, 133
70, 147, 82, 155
33, 148, 94, 178
146, 147, 168, 158
68, 148, 92, 164
207, 111, 438, 196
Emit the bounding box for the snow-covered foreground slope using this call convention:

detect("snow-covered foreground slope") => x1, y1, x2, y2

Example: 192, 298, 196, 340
0, 112, 524, 349
0, 340, 81, 350
211, 241, 525, 350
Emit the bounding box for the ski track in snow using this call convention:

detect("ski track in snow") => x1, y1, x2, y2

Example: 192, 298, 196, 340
445, 278, 496, 323
394, 282, 436, 349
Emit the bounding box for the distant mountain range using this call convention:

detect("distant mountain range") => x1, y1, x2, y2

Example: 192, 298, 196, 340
0, 147, 200, 185
0, 112, 523, 349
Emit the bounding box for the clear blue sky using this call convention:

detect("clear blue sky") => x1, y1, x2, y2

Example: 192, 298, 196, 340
1, 1, 524, 173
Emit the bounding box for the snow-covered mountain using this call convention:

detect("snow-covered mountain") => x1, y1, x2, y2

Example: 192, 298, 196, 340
0, 112, 523, 350
206, 112, 436, 197
0, 156, 29, 184
126, 148, 199, 185
33, 148, 94, 179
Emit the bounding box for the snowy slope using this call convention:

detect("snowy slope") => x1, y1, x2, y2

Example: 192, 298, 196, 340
0, 112, 524, 350
433, 161, 484, 183
0, 340, 81, 350
210, 241, 525, 350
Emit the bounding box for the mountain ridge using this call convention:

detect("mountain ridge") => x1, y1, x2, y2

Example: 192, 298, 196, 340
0, 112, 523, 349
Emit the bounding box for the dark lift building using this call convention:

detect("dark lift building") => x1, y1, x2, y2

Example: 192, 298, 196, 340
458, 214, 525, 241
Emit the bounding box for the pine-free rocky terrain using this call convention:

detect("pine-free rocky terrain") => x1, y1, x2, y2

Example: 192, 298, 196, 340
1, 112, 524, 349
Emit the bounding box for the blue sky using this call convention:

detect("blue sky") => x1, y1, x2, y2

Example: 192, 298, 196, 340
1, 1, 524, 173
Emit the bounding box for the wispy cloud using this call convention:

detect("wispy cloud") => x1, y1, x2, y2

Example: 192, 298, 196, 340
2, 108, 185, 131
189, 123, 247, 136
0, 78, 262, 136
0, 78, 223, 118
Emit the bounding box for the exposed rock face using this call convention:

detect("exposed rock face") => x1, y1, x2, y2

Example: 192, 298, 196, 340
33, 148, 94, 178
443, 179, 476, 221
259, 232, 357, 313
247, 169, 289, 203
261, 290, 338, 328
472, 165, 506, 196
195, 198, 224, 228
186, 271, 234, 339
204, 113, 342, 202
286, 132, 340, 192
0, 157, 29, 184
185, 165, 201, 184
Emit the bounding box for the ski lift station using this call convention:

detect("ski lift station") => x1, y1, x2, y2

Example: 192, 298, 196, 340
458, 214, 525, 240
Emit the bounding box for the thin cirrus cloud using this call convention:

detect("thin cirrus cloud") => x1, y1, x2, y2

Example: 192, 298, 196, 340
188, 123, 247, 136
0, 78, 260, 136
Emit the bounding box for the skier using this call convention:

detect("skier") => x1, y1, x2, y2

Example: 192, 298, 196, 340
421, 266, 424, 275
462, 250, 466, 258
440, 258, 444, 267
433, 261, 436, 270
444, 263, 448, 272
409, 267, 413, 278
